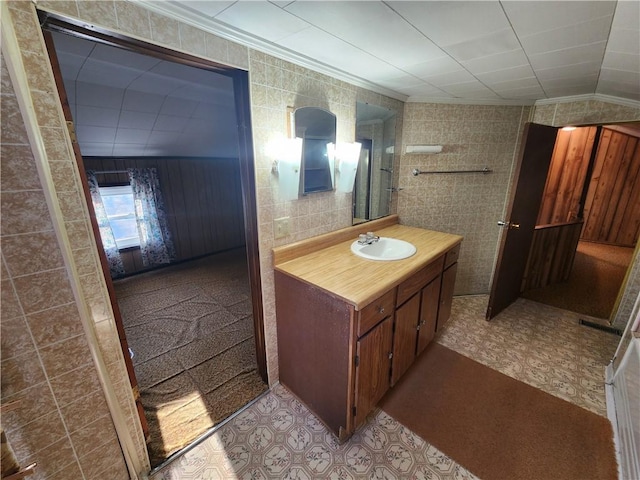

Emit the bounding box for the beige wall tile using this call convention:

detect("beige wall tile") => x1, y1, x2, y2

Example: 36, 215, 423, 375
0, 145, 43, 191
228, 41, 249, 70
11, 268, 75, 315
1, 279, 22, 321
33, 1, 79, 19
60, 388, 111, 433
205, 33, 229, 65
49, 363, 102, 406
1, 93, 30, 145
20, 436, 79, 480
149, 11, 180, 48
0, 315, 35, 361
179, 23, 206, 57
39, 127, 73, 161
70, 413, 117, 458
77, 1, 118, 31
8, 410, 68, 457
115, 1, 151, 40
2, 231, 65, 277
1, 191, 54, 236
26, 303, 84, 349
79, 436, 128, 479
57, 190, 88, 222
1, 382, 58, 433
39, 334, 93, 378
65, 220, 93, 251
0, 351, 46, 399
49, 161, 79, 193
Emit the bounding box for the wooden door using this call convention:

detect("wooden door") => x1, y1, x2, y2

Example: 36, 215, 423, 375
354, 316, 393, 428
41, 31, 150, 438
391, 294, 420, 385
417, 277, 440, 354
486, 123, 558, 319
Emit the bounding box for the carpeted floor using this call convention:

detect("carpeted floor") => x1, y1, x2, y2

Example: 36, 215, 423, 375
114, 249, 267, 467
380, 342, 618, 480
522, 240, 634, 319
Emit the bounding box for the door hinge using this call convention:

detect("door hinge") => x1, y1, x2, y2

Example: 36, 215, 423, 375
354, 355, 359, 367
66, 120, 77, 144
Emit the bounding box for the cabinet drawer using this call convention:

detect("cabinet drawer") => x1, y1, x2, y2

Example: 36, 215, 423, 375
358, 289, 395, 337
445, 243, 461, 269
397, 255, 444, 306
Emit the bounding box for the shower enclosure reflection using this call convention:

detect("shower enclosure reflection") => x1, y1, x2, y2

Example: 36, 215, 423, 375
354, 102, 396, 224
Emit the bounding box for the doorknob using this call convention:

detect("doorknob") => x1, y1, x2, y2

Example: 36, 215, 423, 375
498, 221, 520, 230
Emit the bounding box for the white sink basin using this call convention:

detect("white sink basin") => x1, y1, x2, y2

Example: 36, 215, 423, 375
351, 237, 417, 261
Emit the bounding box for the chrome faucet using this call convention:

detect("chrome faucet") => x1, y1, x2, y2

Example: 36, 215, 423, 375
358, 232, 380, 245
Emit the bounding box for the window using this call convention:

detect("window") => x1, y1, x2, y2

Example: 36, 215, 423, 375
98, 185, 140, 249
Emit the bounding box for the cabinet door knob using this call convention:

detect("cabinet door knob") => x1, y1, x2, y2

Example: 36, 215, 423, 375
378, 306, 385, 314
388, 352, 393, 360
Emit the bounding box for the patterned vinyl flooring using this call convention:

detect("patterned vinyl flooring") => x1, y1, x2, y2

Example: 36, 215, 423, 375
151, 295, 620, 480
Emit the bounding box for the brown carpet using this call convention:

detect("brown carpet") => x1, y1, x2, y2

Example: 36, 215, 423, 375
114, 249, 267, 467
522, 240, 634, 319
380, 343, 617, 480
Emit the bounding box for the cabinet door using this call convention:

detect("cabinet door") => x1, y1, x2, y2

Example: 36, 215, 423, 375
391, 293, 420, 386
437, 263, 458, 331
417, 276, 441, 355
354, 316, 393, 428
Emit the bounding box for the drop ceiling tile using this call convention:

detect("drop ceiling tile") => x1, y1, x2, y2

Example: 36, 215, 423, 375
170, 0, 235, 18
535, 62, 601, 81
486, 76, 541, 92
76, 82, 124, 109
502, 1, 616, 37
215, 1, 310, 42
609, 0, 639, 29
153, 114, 190, 133
602, 52, 640, 73
52, 31, 95, 57
276, 26, 404, 81
475, 65, 536, 84
160, 97, 199, 117
90, 43, 160, 71
403, 56, 464, 79
77, 59, 142, 89
76, 125, 117, 143
128, 73, 185, 96
598, 68, 640, 85
461, 49, 529, 74
596, 80, 640, 101
378, 74, 429, 91
540, 74, 599, 89
519, 16, 613, 56
528, 42, 607, 70
76, 105, 120, 128
390, 1, 511, 46
606, 28, 640, 55
115, 128, 151, 144
438, 81, 496, 97
56, 51, 86, 80
118, 110, 158, 130
399, 85, 453, 98
444, 29, 521, 62
494, 84, 546, 99
421, 69, 477, 86
122, 90, 165, 114
284, 1, 444, 68
112, 144, 148, 157
79, 143, 114, 157
147, 131, 181, 146
544, 84, 599, 97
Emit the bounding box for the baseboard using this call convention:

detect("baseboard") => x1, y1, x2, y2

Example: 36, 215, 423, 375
579, 318, 623, 335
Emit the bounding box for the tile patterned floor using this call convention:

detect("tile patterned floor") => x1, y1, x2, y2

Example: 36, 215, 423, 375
151, 295, 620, 480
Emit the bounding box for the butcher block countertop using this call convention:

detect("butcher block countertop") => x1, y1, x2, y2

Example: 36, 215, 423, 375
273, 215, 462, 310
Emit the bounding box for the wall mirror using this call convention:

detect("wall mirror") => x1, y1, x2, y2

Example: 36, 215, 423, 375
354, 102, 397, 224
293, 107, 337, 195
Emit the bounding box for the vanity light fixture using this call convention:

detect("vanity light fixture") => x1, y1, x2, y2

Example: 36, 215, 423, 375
405, 144, 443, 154
562, 126, 577, 131
270, 136, 303, 201
333, 142, 362, 193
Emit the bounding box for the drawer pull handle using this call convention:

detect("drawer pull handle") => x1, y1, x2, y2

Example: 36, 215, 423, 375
378, 306, 385, 314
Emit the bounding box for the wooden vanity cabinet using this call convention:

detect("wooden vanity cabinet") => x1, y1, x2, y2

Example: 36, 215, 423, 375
274, 240, 461, 441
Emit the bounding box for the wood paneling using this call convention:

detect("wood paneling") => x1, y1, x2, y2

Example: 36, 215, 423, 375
84, 157, 245, 275
537, 127, 596, 225
522, 221, 584, 291
582, 129, 640, 247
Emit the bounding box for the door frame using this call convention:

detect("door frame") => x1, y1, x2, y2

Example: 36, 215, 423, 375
40, 4, 267, 421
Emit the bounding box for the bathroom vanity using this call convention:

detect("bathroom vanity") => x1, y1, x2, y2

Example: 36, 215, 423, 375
273, 215, 462, 441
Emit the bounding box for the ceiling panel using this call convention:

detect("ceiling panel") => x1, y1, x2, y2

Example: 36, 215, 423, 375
527, 42, 607, 70
443, 29, 522, 62
518, 16, 614, 55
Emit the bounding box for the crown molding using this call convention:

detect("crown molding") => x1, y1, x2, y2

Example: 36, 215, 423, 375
134, 0, 409, 103
405, 96, 535, 106
535, 93, 640, 109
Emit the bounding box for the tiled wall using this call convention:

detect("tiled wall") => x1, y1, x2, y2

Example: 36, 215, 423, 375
532, 98, 640, 329
0, 52, 127, 480
397, 103, 531, 294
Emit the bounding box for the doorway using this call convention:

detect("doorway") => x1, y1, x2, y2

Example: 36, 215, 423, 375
42, 19, 267, 467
